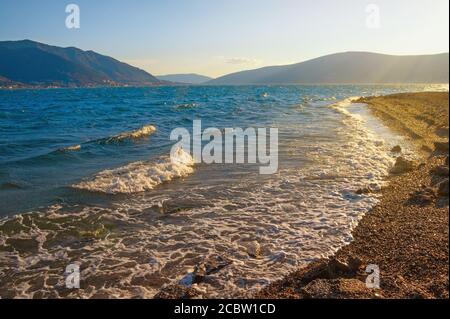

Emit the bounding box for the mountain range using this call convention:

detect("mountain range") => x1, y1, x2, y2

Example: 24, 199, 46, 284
208, 52, 449, 85
156, 73, 212, 84
0, 40, 161, 87
0, 40, 448, 88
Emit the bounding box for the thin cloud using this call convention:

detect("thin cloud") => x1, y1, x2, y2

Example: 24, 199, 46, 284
216, 56, 262, 65
226, 57, 261, 65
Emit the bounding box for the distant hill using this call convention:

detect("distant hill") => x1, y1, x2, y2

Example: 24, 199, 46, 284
157, 73, 213, 84
0, 40, 161, 87
208, 52, 449, 85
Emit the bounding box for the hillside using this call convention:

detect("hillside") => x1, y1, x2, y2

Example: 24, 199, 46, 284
209, 52, 449, 85
0, 40, 161, 87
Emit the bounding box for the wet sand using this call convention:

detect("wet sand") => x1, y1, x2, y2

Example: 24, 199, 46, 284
256, 92, 449, 299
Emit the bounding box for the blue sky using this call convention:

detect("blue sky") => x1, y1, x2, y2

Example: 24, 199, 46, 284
0, 0, 448, 77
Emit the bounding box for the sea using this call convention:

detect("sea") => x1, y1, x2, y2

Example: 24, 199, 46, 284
0, 84, 447, 298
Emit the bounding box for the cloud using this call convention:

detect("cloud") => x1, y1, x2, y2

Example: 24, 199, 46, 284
215, 56, 262, 65
225, 57, 261, 65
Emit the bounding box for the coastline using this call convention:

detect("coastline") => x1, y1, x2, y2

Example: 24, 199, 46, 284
0, 90, 448, 299
256, 92, 449, 299
153, 92, 449, 299
358, 92, 449, 155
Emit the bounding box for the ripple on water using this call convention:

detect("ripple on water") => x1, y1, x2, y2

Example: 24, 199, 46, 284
0, 96, 418, 298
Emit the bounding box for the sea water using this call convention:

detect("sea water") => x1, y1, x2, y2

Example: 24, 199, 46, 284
0, 84, 447, 298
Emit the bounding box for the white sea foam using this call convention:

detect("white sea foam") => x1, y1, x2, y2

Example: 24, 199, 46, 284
107, 124, 156, 143
329, 96, 362, 116
72, 147, 194, 194
59, 144, 81, 152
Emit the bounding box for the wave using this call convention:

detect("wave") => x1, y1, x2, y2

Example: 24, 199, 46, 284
58, 144, 81, 152
72, 147, 194, 194
329, 96, 361, 117
3, 124, 157, 166
59, 124, 156, 150
104, 124, 156, 143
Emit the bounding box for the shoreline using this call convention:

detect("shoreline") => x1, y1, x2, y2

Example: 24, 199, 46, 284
153, 92, 449, 299
0, 90, 447, 299
256, 92, 449, 299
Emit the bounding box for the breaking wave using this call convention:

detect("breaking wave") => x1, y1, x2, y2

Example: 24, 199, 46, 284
329, 96, 361, 116
104, 124, 156, 143
58, 144, 81, 152
72, 147, 194, 194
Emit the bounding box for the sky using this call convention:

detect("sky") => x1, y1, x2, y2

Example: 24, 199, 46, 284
0, 0, 448, 78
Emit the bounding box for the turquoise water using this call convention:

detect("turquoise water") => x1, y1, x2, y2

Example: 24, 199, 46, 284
0, 84, 447, 298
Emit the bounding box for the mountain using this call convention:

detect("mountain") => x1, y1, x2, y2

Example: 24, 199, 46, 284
156, 73, 213, 84
0, 40, 161, 87
208, 52, 449, 85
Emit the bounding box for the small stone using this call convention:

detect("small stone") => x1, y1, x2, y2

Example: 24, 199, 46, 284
438, 179, 449, 196
328, 258, 351, 275
347, 256, 363, 272
391, 145, 402, 153
243, 241, 261, 258
390, 157, 416, 174
434, 141, 449, 153
409, 188, 436, 205
356, 188, 371, 195
435, 126, 449, 137
191, 255, 232, 284
431, 166, 449, 177
421, 145, 433, 153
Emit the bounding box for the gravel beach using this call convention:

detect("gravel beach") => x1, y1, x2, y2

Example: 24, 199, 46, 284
257, 92, 449, 299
